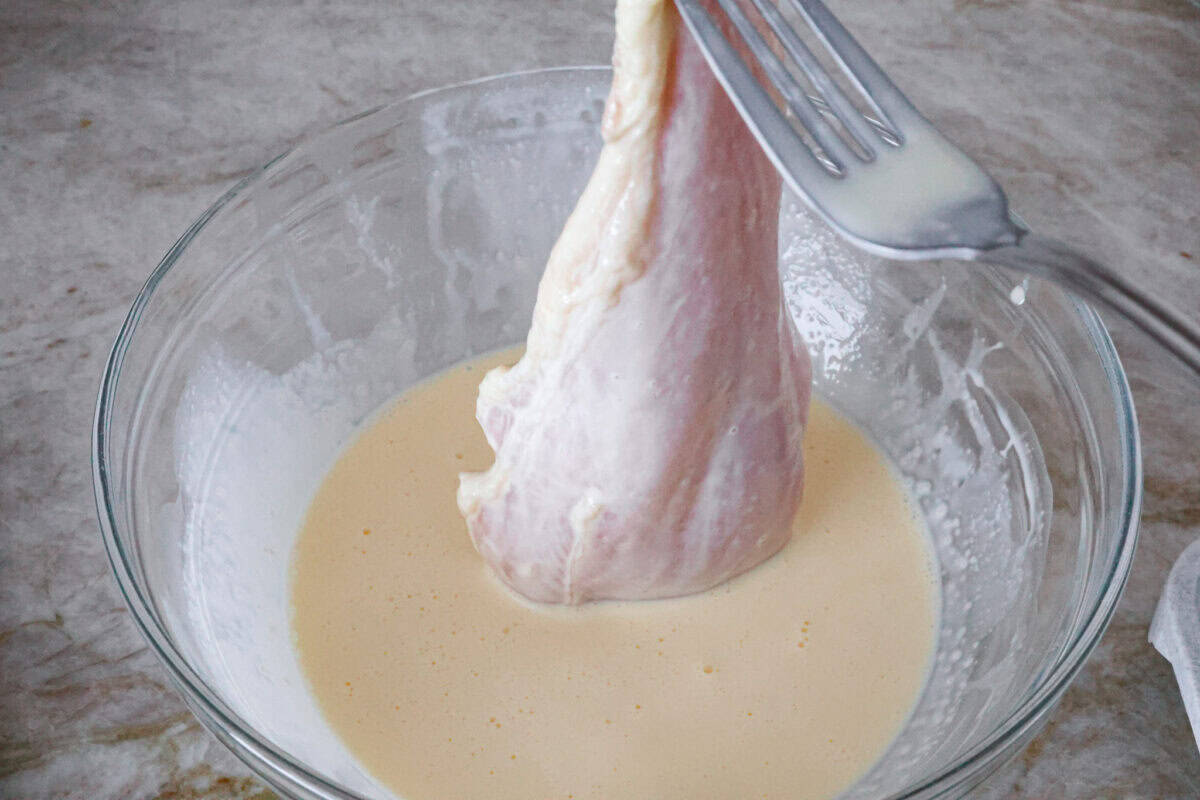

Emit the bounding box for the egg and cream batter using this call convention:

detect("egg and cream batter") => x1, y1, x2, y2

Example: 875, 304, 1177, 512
290, 347, 938, 800
292, 0, 940, 795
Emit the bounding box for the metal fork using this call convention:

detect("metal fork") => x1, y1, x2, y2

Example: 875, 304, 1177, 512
675, 0, 1200, 374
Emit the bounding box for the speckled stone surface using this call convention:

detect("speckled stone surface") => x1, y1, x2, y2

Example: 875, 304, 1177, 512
1, 1, 1198, 797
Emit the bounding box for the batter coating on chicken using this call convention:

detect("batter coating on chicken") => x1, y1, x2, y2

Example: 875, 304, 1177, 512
458, 0, 811, 604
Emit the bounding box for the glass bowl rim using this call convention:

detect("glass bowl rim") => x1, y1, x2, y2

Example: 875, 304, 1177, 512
92, 65, 1143, 800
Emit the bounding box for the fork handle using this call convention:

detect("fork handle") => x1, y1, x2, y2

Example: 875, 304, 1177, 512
984, 233, 1200, 376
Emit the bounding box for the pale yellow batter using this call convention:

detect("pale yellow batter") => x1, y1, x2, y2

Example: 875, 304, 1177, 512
290, 347, 938, 800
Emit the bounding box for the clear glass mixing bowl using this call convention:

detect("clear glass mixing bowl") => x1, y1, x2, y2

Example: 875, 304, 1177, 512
93, 67, 1141, 799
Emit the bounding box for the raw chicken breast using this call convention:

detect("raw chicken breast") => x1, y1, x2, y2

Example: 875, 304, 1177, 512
457, 0, 812, 604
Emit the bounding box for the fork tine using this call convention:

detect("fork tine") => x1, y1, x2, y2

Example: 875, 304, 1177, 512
712, 0, 860, 172
806, 92, 900, 146
785, 0, 917, 138
745, 0, 880, 158
674, 0, 846, 189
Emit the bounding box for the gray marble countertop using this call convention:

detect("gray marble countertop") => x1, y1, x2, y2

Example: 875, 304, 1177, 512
2, 0, 1198, 797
